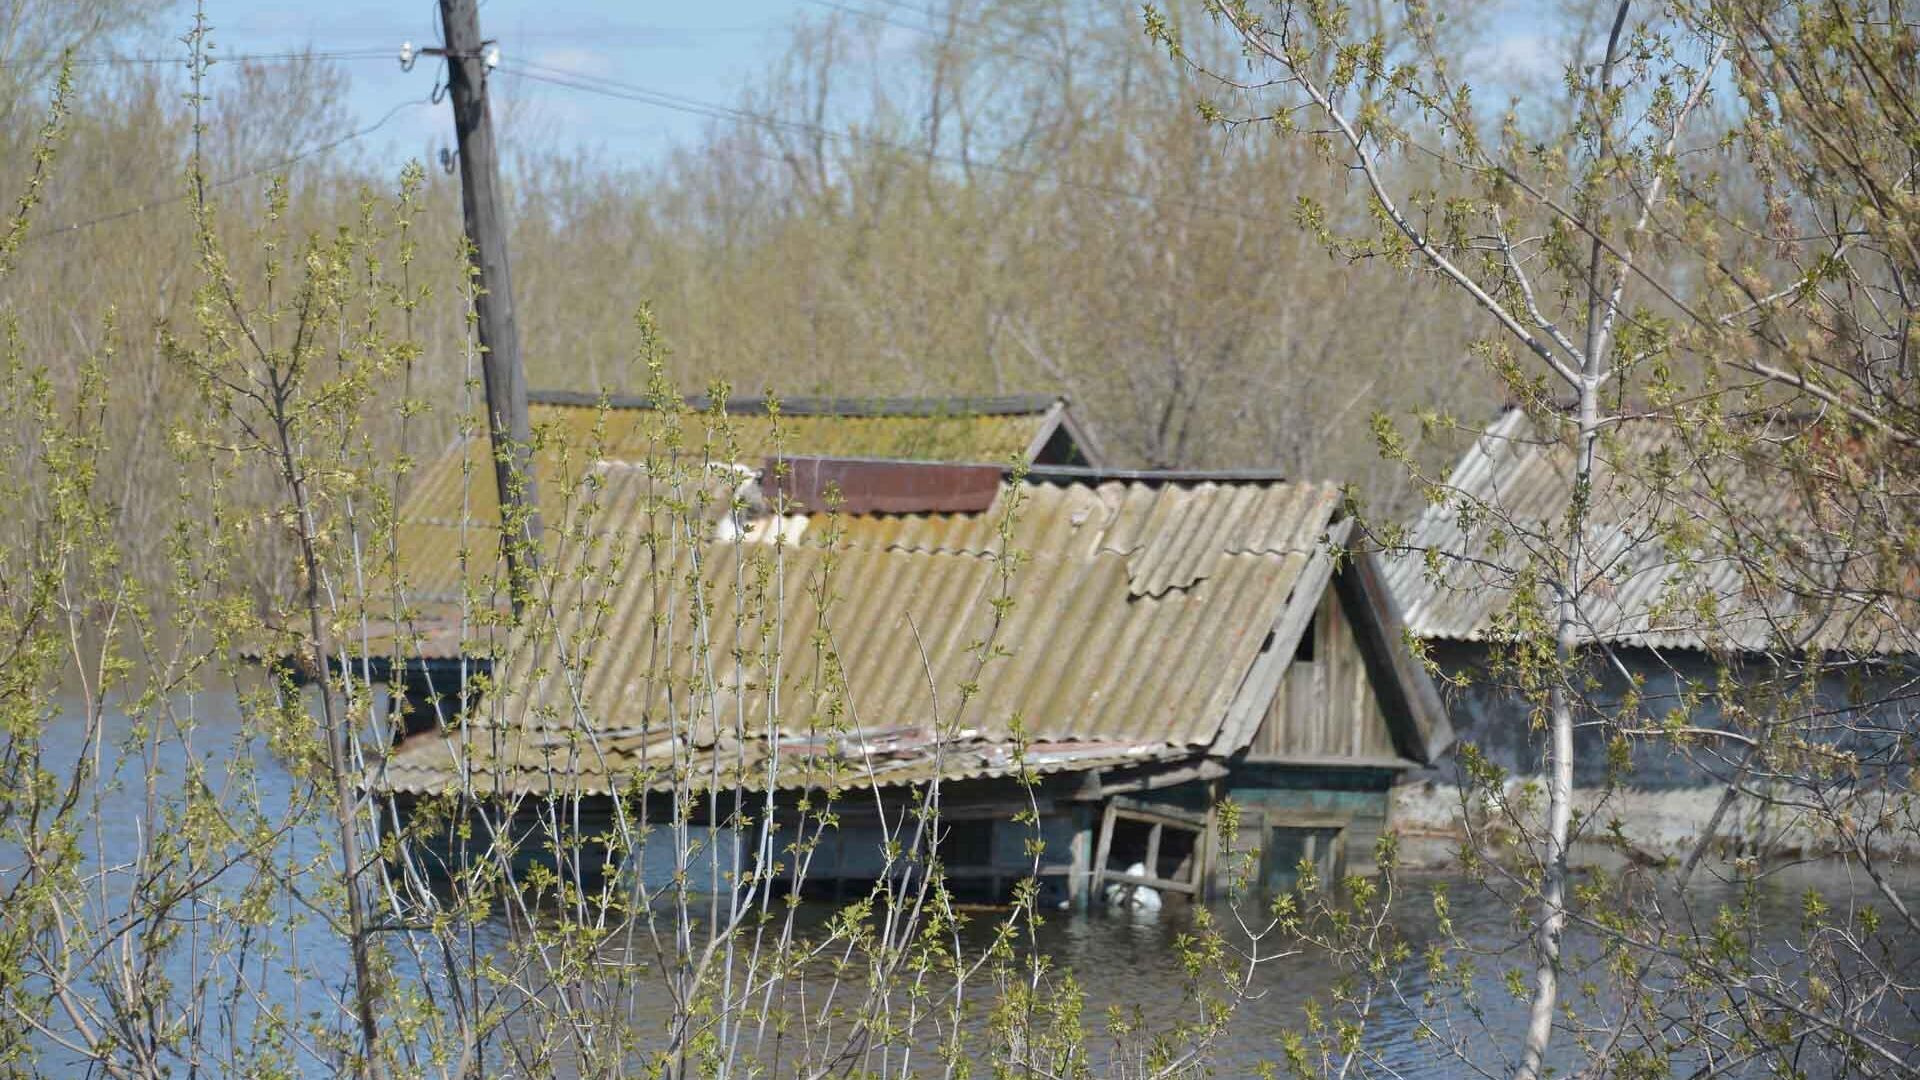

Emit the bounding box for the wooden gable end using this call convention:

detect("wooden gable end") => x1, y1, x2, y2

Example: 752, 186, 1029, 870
1248, 578, 1408, 767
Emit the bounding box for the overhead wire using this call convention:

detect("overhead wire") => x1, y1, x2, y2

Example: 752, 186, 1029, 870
17, 15, 1272, 240
815, 0, 1025, 46
864, 0, 1003, 34
799, 0, 1057, 66
496, 60, 1274, 226
803, 0, 953, 40
0, 48, 396, 69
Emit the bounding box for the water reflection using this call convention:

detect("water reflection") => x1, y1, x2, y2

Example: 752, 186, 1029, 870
12, 693, 1919, 1077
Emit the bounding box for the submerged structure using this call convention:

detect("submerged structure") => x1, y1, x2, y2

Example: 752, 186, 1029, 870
364, 390, 1101, 720
376, 444, 1451, 905
1384, 407, 1917, 856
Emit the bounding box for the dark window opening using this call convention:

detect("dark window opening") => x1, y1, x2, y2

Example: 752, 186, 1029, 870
792, 876, 872, 902
1154, 825, 1197, 881
1263, 826, 1343, 892
1104, 817, 1156, 874
944, 875, 1001, 904
1033, 424, 1089, 466
1096, 807, 1208, 899
1292, 613, 1318, 664
937, 818, 995, 868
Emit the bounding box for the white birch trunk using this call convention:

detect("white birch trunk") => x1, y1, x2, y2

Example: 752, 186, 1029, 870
1515, 319, 1603, 1080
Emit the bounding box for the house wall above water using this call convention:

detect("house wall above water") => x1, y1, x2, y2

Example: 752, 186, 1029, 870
1412, 639, 1916, 791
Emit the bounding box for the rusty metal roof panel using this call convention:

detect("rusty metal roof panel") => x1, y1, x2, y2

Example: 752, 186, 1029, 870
769, 456, 1004, 514
379, 476, 1349, 795
399, 399, 1066, 526
1386, 410, 1912, 655
387, 396, 1086, 631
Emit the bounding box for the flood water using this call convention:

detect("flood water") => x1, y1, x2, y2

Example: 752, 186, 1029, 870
10, 692, 1919, 1077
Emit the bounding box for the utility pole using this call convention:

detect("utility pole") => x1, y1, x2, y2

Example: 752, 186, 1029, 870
438, 0, 543, 616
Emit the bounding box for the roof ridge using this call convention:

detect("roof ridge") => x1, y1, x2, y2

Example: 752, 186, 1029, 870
529, 389, 1067, 417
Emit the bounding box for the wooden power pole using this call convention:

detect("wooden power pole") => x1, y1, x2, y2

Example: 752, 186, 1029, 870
439, 0, 543, 614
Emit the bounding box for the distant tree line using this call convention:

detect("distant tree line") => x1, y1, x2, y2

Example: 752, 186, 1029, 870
0, 0, 1494, 602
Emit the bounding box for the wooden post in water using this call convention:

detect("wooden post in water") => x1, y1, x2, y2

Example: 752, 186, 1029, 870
439, 0, 543, 616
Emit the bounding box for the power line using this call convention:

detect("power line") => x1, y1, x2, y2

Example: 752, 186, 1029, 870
0, 49, 396, 69
22, 98, 433, 244
16, 39, 1272, 239
495, 61, 1275, 226
866, 0, 998, 31
800, 0, 1056, 66
804, 0, 947, 38
815, 0, 1023, 45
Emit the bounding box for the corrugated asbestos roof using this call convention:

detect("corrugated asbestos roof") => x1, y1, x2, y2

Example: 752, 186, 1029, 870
404, 394, 1074, 528
847, 481, 1335, 598
1385, 409, 1913, 655
374, 390, 1090, 626
372, 392, 1085, 656
377, 476, 1352, 796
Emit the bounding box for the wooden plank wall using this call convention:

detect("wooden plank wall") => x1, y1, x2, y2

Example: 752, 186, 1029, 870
1217, 776, 1396, 882
1251, 585, 1400, 761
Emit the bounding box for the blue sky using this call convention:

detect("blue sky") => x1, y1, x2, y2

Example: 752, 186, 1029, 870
152, 1, 1564, 177
178, 0, 840, 170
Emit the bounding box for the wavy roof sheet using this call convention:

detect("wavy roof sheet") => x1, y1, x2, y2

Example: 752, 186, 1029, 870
371, 392, 1090, 656
402, 392, 1081, 529
378, 476, 1349, 796
859, 481, 1336, 597
1385, 409, 1914, 655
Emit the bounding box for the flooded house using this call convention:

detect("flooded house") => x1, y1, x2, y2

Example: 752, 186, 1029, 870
1383, 407, 1918, 857
373, 437, 1452, 905
362, 389, 1102, 726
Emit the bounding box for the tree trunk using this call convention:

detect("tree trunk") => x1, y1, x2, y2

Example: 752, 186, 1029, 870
1516, 369, 1600, 1080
